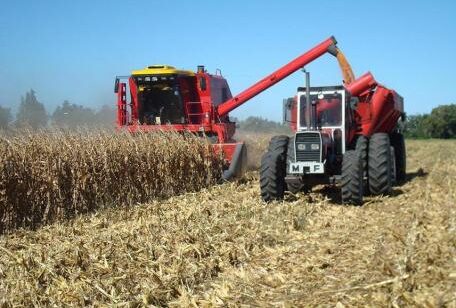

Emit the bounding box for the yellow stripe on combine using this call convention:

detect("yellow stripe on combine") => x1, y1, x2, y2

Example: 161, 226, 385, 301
132, 65, 195, 76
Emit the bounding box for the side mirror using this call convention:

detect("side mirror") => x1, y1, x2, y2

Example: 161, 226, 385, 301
401, 112, 407, 122
283, 98, 292, 123
114, 78, 120, 93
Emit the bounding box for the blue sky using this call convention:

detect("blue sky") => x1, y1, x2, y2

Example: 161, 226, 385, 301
0, 0, 455, 121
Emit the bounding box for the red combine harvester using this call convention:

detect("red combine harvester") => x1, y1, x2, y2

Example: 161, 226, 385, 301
114, 36, 405, 204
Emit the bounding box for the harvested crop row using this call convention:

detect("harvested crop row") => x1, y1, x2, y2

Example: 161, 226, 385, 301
0, 130, 223, 233
0, 140, 454, 307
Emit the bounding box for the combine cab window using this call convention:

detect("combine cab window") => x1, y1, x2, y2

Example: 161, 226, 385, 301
300, 92, 342, 127
135, 75, 185, 125
210, 78, 232, 105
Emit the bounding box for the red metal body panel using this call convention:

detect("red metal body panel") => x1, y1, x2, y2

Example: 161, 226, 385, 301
345, 72, 376, 96
359, 86, 403, 136
117, 82, 127, 126
348, 73, 404, 137
129, 77, 139, 124
213, 143, 238, 162
122, 122, 236, 143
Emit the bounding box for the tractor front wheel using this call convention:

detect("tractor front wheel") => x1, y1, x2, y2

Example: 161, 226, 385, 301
341, 150, 364, 205
260, 136, 288, 202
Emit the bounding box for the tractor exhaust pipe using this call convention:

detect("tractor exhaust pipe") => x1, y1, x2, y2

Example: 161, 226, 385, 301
304, 69, 311, 129
311, 99, 317, 130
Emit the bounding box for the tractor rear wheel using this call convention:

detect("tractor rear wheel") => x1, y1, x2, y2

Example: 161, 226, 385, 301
368, 133, 392, 195
390, 132, 406, 183
341, 150, 364, 205
390, 146, 397, 185
260, 136, 288, 202
355, 135, 368, 172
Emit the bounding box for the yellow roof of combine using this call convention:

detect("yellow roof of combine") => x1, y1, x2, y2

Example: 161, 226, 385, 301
132, 65, 195, 76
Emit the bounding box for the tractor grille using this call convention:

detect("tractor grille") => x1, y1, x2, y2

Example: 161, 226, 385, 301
295, 132, 321, 162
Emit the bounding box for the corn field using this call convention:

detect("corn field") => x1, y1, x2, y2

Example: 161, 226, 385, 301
0, 130, 223, 233
0, 139, 454, 306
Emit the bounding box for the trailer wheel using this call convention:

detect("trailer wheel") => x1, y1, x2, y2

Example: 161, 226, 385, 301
390, 132, 406, 183
341, 150, 364, 205
368, 133, 392, 195
285, 136, 307, 193
260, 136, 288, 202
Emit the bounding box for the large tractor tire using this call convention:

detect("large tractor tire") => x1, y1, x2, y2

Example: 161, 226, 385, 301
341, 150, 364, 205
285, 136, 306, 194
268, 135, 289, 153
390, 132, 406, 183
368, 133, 392, 195
260, 136, 288, 202
390, 146, 397, 185
355, 135, 368, 171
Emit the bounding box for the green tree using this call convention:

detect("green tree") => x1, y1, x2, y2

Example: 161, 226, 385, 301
404, 114, 429, 138
422, 104, 456, 138
0, 105, 12, 130
51, 100, 96, 128
237, 116, 291, 134
16, 90, 48, 129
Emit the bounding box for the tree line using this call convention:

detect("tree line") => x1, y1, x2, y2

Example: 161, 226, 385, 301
1, 90, 454, 138
235, 104, 456, 139
0, 89, 115, 130
404, 104, 456, 139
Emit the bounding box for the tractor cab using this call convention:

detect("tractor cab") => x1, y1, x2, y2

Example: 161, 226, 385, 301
297, 87, 344, 129
284, 80, 353, 177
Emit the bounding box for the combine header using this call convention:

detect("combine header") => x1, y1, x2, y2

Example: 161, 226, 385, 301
114, 36, 405, 204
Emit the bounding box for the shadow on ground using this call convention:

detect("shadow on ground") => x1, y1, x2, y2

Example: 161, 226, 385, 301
306, 167, 428, 206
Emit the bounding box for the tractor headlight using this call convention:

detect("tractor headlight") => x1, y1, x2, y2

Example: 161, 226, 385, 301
311, 143, 320, 150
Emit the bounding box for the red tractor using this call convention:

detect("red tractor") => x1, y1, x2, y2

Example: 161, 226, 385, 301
114, 36, 405, 204
269, 69, 405, 204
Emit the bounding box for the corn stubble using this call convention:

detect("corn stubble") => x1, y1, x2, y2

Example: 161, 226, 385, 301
0, 130, 222, 233
0, 137, 454, 307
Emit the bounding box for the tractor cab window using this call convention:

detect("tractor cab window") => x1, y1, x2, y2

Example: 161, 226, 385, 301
134, 75, 185, 125
300, 92, 342, 128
